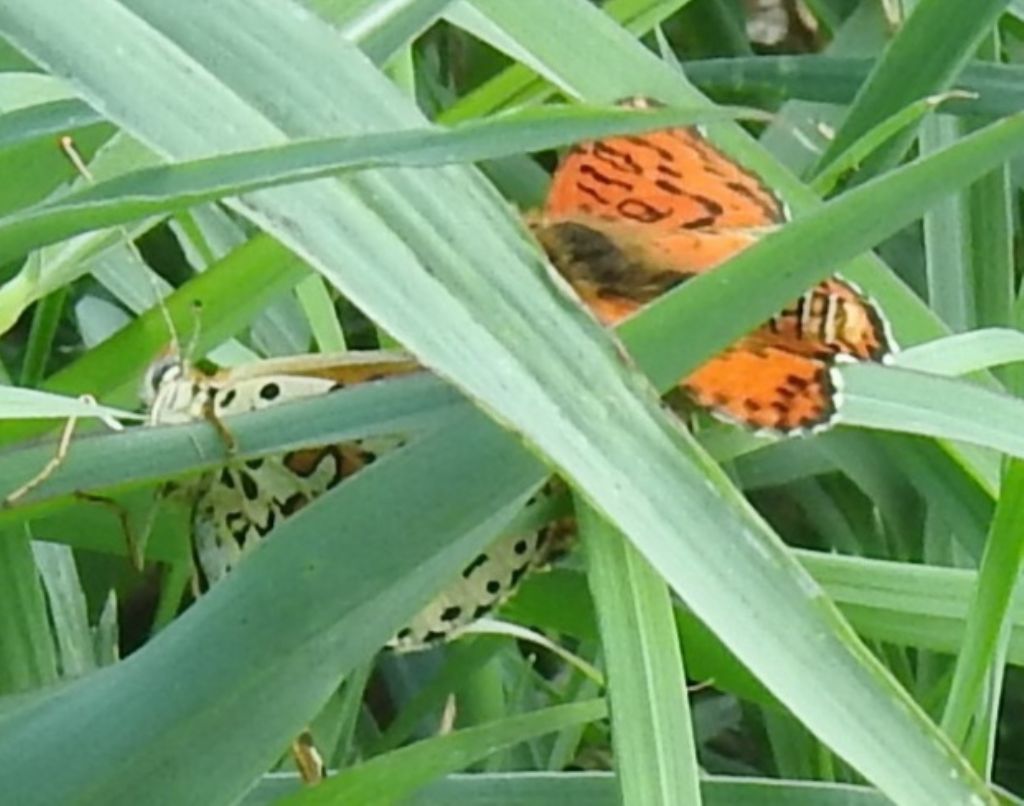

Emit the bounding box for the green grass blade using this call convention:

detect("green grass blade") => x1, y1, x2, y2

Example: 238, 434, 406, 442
282, 701, 607, 805
0, 410, 547, 804
0, 528, 58, 693
581, 502, 701, 805
811, 91, 969, 196
0, 104, 760, 266
895, 329, 1024, 376
837, 364, 1024, 458
817, 0, 1009, 171
941, 460, 1024, 749
0, 98, 105, 150
441, 0, 690, 123
0, 372, 462, 516
329, 0, 453, 66
682, 56, 1024, 120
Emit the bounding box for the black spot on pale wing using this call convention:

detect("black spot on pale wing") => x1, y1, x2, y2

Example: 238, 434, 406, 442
462, 553, 488, 578
246, 458, 264, 470
226, 511, 247, 542
514, 539, 529, 555
423, 630, 447, 644
239, 472, 259, 502
254, 509, 276, 537
280, 493, 308, 516
396, 627, 412, 640
510, 562, 530, 587
473, 604, 492, 620
219, 469, 235, 489
220, 389, 237, 408
441, 605, 462, 622
259, 382, 281, 401
486, 580, 501, 595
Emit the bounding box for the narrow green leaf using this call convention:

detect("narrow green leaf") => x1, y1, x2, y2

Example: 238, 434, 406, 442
817, 0, 1010, 171
942, 461, 1024, 748
682, 56, 1024, 120
0, 527, 58, 693
582, 502, 701, 806
0, 104, 759, 266
284, 701, 607, 805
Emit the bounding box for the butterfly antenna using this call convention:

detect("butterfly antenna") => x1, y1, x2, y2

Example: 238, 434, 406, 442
184, 300, 203, 363
59, 135, 181, 355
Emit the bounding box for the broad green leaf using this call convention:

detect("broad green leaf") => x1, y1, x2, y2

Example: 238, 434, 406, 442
0, 411, 547, 805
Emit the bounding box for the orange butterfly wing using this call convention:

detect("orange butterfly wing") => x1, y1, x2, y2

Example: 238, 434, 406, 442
544, 118, 784, 231
537, 101, 891, 432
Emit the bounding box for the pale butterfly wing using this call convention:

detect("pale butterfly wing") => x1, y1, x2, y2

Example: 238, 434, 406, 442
147, 351, 566, 650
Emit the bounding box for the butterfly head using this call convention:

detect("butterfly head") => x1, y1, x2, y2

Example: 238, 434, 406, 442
142, 350, 203, 426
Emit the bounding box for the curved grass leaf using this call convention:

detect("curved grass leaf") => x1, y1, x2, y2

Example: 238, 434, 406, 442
838, 363, 1024, 457
682, 56, 1024, 119
0, 372, 461, 517
894, 329, 1024, 376
0, 98, 105, 150
818, 0, 1010, 170
0, 388, 137, 420
0, 104, 760, 267
281, 700, 607, 805
253, 771, 894, 805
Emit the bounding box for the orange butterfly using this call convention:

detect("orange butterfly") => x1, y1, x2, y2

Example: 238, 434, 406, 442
531, 98, 891, 433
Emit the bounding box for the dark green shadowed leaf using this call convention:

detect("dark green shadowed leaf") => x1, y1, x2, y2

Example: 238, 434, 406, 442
0, 411, 547, 805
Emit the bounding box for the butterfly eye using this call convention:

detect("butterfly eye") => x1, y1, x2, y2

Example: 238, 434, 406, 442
141, 355, 183, 404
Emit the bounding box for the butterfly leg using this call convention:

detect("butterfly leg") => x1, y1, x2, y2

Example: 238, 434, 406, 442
5, 406, 82, 507
201, 396, 238, 455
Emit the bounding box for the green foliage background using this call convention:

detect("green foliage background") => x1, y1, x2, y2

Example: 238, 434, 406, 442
1, 0, 1024, 803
